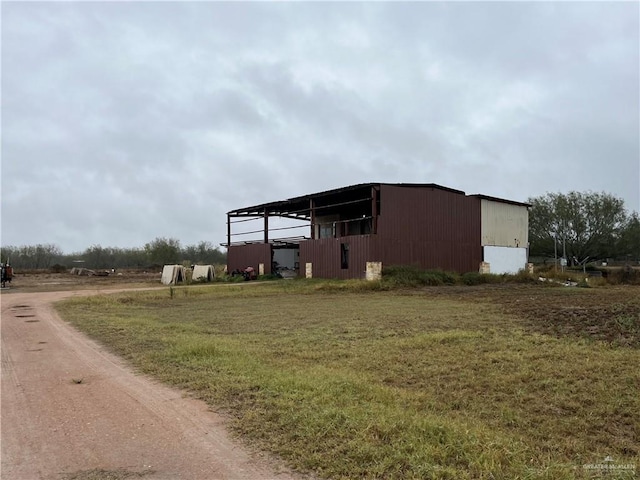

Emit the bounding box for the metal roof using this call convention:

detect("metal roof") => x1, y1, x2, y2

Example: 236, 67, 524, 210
226, 183, 472, 219
227, 183, 529, 219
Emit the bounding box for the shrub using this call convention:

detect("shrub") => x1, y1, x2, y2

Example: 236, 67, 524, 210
382, 265, 424, 287
607, 267, 640, 285
577, 279, 591, 288
228, 275, 246, 283
505, 270, 537, 284
258, 274, 283, 281
424, 272, 445, 285
585, 276, 607, 287
462, 272, 488, 285
438, 270, 460, 285
382, 265, 460, 287
313, 279, 388, 292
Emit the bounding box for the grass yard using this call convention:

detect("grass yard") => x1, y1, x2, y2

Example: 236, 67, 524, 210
55, 281, 639, 479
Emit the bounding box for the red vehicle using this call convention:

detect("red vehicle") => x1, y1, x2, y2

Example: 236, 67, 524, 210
231, 266, 257, 281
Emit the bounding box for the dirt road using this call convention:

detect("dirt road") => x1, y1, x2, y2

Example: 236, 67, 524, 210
1, 290, 299, 480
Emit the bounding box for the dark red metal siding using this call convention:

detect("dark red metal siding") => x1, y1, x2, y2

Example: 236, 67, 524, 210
374, 185, 481, 273
227, 244, 272, 274
230, 184, 482, 279
300, 236, 373, 279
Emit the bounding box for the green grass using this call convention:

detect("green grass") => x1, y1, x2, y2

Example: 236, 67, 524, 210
56, 282, 639, 479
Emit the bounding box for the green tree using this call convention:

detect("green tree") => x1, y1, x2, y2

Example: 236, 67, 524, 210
10, 244, 63, 269
118, 247, 148, 268
618, 212, 640, 262
0, 246, 18, 264
528, 191, 628, 264
182, 241, 226, 265
82, 245, 113, 269
144, 237, 181, 266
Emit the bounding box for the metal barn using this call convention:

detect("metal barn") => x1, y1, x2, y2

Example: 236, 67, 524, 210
224, 183, 529, 279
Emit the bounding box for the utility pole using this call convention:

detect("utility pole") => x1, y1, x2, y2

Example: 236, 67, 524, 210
554, 232, 558, 272
560, 220, 567, 272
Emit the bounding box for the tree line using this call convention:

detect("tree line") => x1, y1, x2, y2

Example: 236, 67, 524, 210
0, 238, 226, 270
528, 191, 639, 265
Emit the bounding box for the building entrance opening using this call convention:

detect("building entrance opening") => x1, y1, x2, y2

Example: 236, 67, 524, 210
273, 247, 300, 276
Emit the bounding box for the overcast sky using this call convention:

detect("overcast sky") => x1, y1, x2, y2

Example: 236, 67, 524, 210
2, 1, 638, 253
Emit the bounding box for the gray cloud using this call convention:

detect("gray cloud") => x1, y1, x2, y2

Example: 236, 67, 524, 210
2, 1, 638, 252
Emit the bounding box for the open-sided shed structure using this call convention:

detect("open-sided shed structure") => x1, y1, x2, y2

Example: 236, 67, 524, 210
224, 183, 529, 279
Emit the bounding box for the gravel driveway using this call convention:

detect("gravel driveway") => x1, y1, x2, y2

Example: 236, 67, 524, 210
1, 289, 298, 480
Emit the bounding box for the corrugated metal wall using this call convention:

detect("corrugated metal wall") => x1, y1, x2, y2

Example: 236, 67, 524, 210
370, 237, 480, 273
300, 236, 373, 279
373, 185, 482, 273
299, 185, 482, 276
480, 199, 529, 247
229, 185, 500, 278
227, 243, 272, 274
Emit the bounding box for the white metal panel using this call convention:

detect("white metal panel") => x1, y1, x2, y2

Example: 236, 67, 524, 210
483, 246, 527, 274
481, 200, 528, 247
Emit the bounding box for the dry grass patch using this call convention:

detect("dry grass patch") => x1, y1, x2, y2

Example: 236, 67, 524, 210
56, 282, 639, 479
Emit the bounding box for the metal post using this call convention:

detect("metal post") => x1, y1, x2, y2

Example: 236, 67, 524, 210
310, 199, 315, 239
562, 225, 566, 272
554, 233, 558, 272
264, 210, 269, 244
371, 186, 378, 234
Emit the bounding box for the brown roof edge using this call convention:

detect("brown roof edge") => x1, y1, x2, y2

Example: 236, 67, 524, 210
226, 183, 530, 215
226, 182, 473, 215
381, 183, 466, 195
227, 183, 376, 215
468, 194, 531, 208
